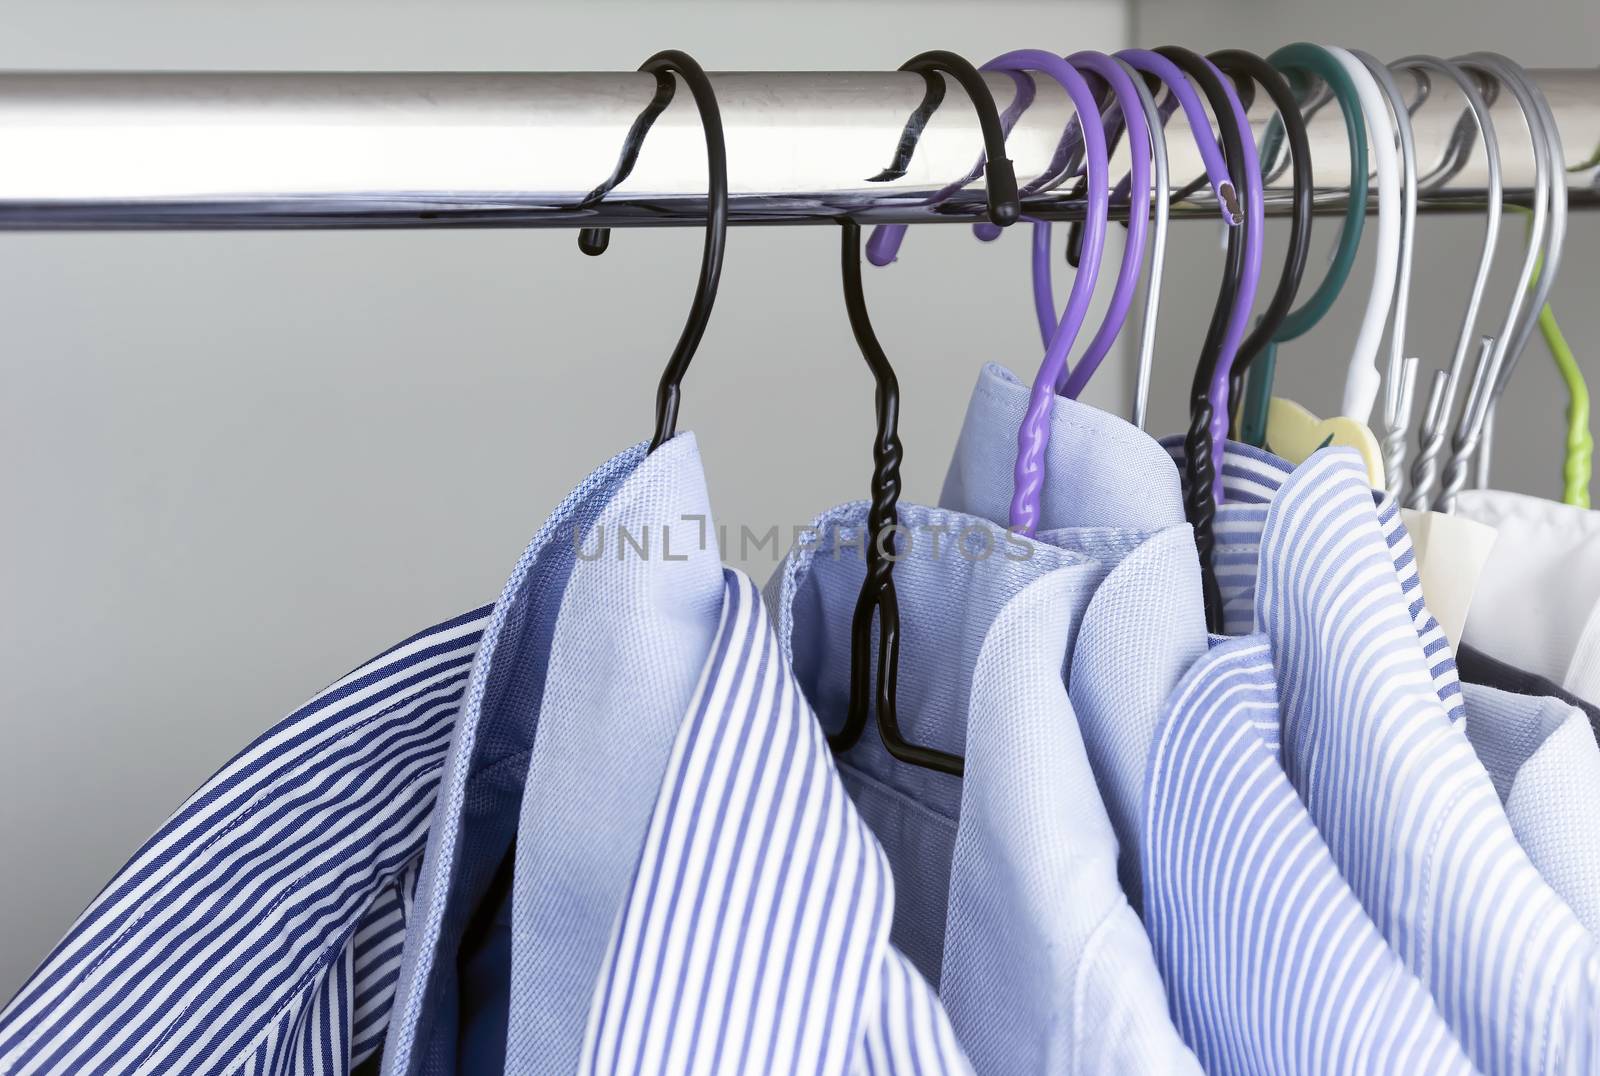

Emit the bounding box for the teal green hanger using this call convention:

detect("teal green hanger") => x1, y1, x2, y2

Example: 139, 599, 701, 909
1238, 43, 1369, 447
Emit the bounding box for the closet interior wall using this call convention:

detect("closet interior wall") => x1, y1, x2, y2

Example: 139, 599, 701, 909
1133, 0, 1599, 501
0, 0, 1131, 1000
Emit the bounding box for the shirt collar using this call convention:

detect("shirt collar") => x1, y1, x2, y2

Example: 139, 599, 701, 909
773, 501, 1177, 1067
940, 363, 1185, 531
502, 432, 729, 1072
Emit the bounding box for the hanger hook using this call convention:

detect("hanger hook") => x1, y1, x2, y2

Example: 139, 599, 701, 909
1208, 50, 1316, 440
1149, 45, 1261, 634
1349, 48, 1420, 498
1460, 52, 1568, 490
573, 50, 728, 453
1437, 53, 1554, 500
1390, 56, 1503, 512
830, 52, 1019, 776
1239, 43, 1370, 448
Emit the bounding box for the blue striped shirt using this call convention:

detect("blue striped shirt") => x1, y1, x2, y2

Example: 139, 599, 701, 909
0, 603, 491, 1075
1261, 450, 1600, 1073
1150, 634, 1474, 1073
581, 570, 970, 1074
1166, 437, 1465, 719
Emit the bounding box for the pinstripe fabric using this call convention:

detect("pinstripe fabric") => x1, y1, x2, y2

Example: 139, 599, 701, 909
579, 570, 971, 1075
1261, 450, 1600, 1074
1148, 634, 1474, 1073
0, 604, 491, 1076
935, 373, 1474, 1070
1165, 437, 1465, 720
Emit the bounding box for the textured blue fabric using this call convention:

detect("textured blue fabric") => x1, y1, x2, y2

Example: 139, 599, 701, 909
503, 434, 726, 1072
579, 571, 971, 1074
1462, 680, 1600, 939
771, 495, 1201, 1073
0, 604, 492, 1075
941, 363, 1186, 533
382, 439, 649, 1076
1257, 450, 1600, 1074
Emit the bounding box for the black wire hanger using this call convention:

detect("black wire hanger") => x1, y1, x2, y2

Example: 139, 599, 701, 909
1208, 50, 1314, 436
829, 51, 1020, 777
574, 49, 729, 452
1152, 45, 1253, 634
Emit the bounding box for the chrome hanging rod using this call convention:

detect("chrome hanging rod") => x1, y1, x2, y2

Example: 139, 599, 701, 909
0, 68, 1593, 230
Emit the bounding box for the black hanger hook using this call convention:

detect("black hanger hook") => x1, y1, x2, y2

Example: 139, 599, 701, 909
575, 50, 728, 452
1209, 50, 1314, 433
829, 52, 1018, 777
875, 51, 1021, 226
1153, 45, 1253, 634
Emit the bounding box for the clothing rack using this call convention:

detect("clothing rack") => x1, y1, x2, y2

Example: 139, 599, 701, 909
0, 68, 1594, 229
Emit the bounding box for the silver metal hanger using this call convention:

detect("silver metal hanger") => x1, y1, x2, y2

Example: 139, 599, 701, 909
1354, 49, 1420, 498
1389, 55, 1503, 512
1117, 55, 1170, 432
1465, 52, 1570, 489
1436, 52, 1553, 511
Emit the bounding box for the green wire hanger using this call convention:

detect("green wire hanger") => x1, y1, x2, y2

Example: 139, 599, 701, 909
1514, 202, 1593, 508
1238, 43, 1369, 447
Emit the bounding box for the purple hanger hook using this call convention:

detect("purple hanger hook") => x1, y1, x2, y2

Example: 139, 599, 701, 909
1055, 50, 1152, 399
1118, 49, 1261, 503
993, 50, 1110, 536
1115, 50, 1242, 224
1198, 55, 1264, 501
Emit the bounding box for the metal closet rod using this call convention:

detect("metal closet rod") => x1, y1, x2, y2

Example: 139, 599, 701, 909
0, 67, 1593, 230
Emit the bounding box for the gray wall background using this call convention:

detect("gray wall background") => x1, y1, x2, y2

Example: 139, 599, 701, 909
1, 0, 1594, 1003
0, 0, 1131, 998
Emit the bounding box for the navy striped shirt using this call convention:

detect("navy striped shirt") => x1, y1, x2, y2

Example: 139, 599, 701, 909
0, 603, 491, 1075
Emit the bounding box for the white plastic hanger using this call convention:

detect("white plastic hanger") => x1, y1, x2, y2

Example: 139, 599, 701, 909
1325, 45, 1401, 428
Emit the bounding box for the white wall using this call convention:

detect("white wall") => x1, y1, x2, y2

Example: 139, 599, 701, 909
0, 1, 1132, 998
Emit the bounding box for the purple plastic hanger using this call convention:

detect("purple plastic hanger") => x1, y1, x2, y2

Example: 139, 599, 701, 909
1116, 50, 1242, 224
1052, 51, 1151, 399
988, 50, 1110, 536
1197, 55, 1264, 501
1118, 49, 1261, 502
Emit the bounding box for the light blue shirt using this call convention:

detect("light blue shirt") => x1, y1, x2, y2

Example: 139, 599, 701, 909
771, 487, 1200, 1073
1464, 681, 1600, 938
479, 435, 967, 1073
937, 364, 1468, 1069
382, 439, 652, 1076
0, 601, 492, 1075
502, 434, 726, 1073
